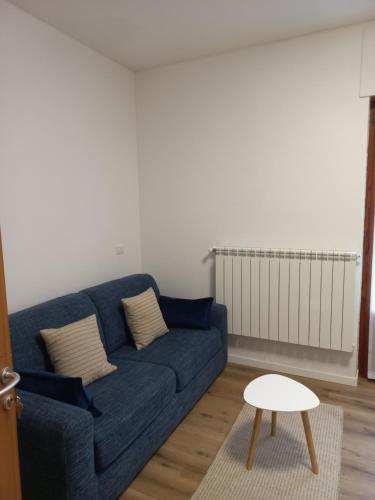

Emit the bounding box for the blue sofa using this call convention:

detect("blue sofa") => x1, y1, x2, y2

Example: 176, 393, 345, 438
9, 274, 227, 500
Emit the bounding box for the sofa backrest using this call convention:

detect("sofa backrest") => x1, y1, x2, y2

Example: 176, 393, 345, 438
9, 293, 105, 371
82, 274, 160, 353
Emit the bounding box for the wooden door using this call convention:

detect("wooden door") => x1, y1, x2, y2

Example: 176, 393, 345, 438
359, 98, 375, 378
0, 232, 22, 499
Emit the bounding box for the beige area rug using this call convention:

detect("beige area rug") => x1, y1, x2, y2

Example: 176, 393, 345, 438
192, 403, 343, 500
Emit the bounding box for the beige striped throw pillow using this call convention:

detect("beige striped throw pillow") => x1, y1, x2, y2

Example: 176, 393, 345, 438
40, 314, 117, 385
122, 287, 168, 350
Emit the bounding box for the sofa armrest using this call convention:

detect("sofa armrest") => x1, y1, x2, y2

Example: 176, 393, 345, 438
210, 302, 228, 346
17, 389, 98, 500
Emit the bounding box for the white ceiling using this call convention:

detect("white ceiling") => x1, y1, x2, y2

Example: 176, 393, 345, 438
9, 0, 375, 71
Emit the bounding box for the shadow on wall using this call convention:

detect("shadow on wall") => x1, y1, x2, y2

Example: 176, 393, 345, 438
229, 334, 354, 369
202, 252, 215, 297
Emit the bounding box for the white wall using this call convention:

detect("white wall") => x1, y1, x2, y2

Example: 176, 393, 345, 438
0, 1, 142, 312
0, 2, 372, 384
136, 25, 370, 384
360, 21, 375, 97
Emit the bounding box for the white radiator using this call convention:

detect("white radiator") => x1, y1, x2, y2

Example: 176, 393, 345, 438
213, 247, 360, 352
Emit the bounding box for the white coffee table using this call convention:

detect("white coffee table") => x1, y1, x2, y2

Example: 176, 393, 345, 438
243, 374, 320, 474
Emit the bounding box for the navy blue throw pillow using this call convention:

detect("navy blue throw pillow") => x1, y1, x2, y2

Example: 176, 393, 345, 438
159, 296, 213, 330
18, 370, 102, 417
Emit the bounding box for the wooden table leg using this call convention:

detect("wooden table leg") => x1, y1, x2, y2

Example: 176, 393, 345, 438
271, 411, 277, 436
301, 411, 318, 474
246, 408, 263, 470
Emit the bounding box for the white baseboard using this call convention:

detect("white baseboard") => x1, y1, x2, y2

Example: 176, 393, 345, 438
228, 351, 358, 386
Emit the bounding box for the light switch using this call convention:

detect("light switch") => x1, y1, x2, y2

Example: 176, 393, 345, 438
115, 245, 125, 255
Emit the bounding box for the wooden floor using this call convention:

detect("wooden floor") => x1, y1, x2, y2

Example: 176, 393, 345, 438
121, 363, 375, 500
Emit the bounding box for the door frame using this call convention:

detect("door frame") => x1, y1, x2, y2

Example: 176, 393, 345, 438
359, 97, 375, 378
0, 232, 22, 499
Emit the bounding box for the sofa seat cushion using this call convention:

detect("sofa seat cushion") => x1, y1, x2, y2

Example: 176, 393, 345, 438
110, 327, 223, 392
89, 359, 176, 472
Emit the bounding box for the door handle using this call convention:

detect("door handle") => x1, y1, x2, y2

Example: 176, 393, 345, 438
0, 368, 20, 398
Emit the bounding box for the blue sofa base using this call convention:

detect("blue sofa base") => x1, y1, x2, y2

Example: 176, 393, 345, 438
99, 347, 227, 499
10, 274, 228, 500
17, 346, 226, 500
